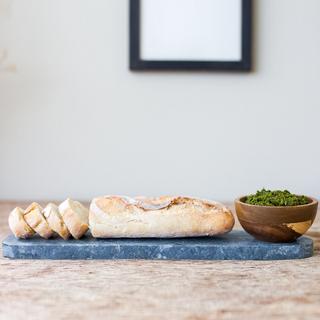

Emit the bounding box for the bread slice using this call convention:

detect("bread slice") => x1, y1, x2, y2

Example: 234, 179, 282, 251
24, 202, 53, 239
43, 203, 70, 240
8, 207, 35, 239
89, 196, 235, 238
58, 199, 89, 239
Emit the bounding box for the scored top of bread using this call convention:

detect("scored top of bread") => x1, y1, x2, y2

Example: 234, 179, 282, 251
8, 207, 35, 239
59, 199, 89, 239
89, 195, 234, 238
43, 203, 70, 240
24, 202, 53, 239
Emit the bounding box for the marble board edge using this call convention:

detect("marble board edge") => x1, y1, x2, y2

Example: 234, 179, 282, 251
2, 231, 314, 261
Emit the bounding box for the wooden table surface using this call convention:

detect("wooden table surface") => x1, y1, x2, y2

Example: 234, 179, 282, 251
0, 201, 319, 320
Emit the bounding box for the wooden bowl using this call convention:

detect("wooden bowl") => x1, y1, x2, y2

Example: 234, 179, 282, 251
235, 196, 318, 242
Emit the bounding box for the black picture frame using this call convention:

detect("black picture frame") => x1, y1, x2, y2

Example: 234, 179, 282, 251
130, 0, 252, 71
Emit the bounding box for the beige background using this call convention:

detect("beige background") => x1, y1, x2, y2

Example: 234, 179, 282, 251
0, 0, 319, 201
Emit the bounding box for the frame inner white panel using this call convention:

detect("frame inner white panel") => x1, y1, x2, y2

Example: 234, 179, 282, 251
140, 0, 242, 61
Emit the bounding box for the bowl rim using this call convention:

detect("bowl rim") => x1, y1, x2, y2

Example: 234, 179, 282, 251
235, 195, 318, 209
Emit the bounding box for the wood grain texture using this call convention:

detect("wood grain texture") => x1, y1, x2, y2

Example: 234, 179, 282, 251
235, 197, 318, 242
0, 201, 319, 320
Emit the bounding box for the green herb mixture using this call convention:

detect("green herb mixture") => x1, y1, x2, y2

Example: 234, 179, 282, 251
245, 189, 309, 206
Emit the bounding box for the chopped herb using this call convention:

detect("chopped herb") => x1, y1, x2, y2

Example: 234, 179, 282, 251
245, 189, 309, 206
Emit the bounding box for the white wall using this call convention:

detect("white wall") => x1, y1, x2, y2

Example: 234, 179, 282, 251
0, 0, 319, 201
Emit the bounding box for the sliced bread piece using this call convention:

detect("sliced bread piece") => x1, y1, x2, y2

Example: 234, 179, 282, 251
43, 203, 70, 240
24, 202, 53, 239
8, 207, 35, 239
59, 199, 89, 239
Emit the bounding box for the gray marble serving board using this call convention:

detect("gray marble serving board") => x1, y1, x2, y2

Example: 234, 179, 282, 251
2, 231, 313, 260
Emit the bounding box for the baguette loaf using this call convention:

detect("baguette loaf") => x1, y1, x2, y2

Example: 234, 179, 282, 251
8, 207, 35, 239
89, 196, 234, 238
24, 202, 53, 239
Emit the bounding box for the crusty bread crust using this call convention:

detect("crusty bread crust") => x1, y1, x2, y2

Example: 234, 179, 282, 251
59, 199, 89, 239
43, 203, 70, 240
24, 202, 53, 239
89, 196, 234, 238
8, 207, 35, 239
